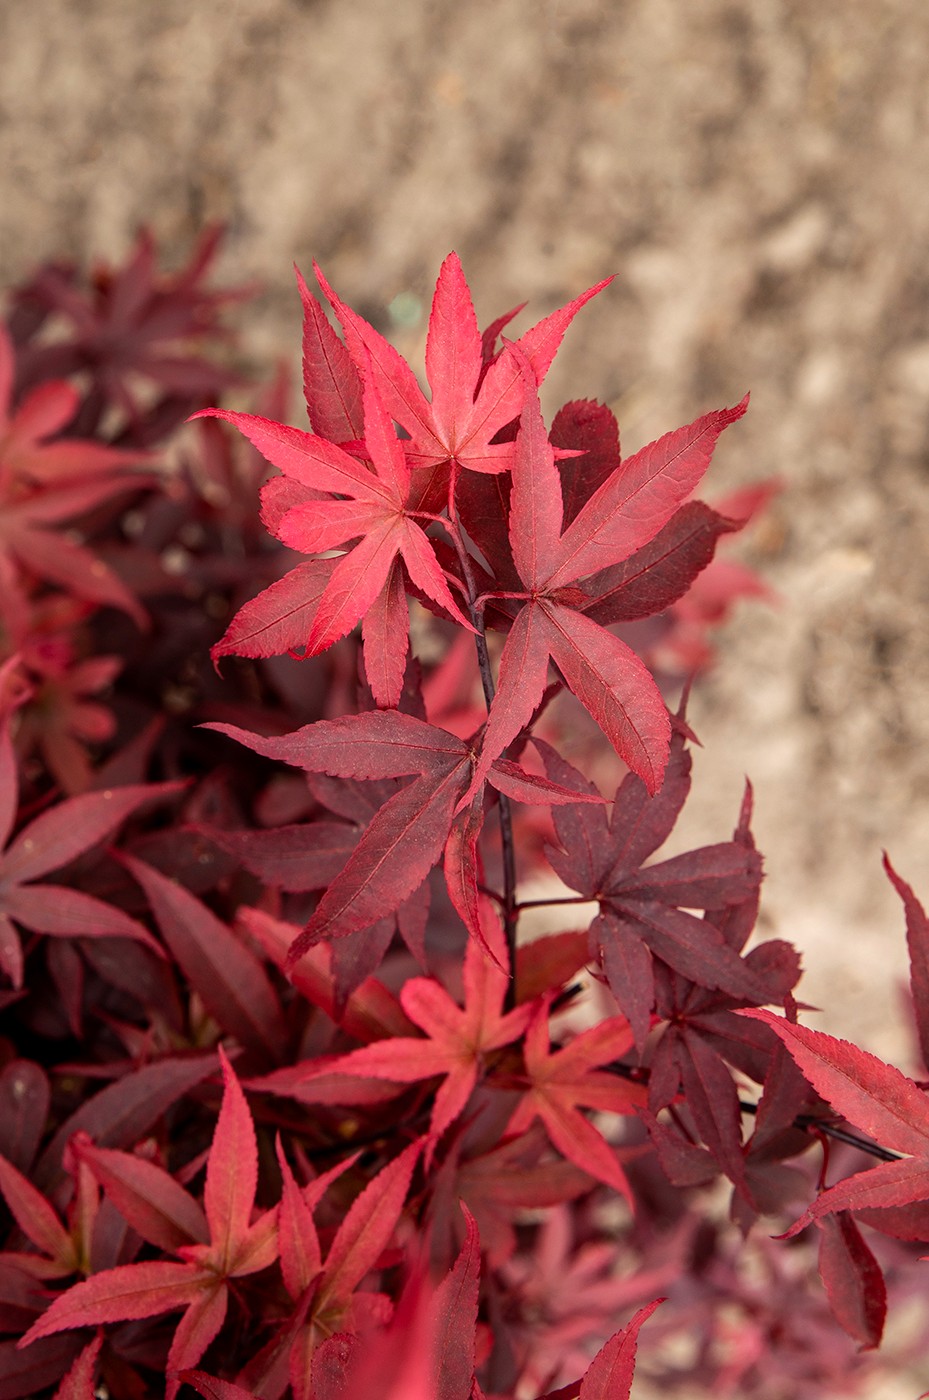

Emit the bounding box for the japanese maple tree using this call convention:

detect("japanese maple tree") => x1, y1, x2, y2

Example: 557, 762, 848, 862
1, 234, 926, 1400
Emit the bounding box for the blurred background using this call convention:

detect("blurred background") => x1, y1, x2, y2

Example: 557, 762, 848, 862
2, 0, 928, 1063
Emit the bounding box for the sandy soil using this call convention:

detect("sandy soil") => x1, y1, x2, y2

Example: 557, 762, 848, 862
2, 1, 928, 1391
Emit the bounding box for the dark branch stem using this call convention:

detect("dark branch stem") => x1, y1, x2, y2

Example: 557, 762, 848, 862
477, 882, 507, 909
600, 1059, 904, 1165
516, 894, 594, 912
797, 1116, 902, 1163
446, 463, 519, 1005
737, 1098, 903, 1162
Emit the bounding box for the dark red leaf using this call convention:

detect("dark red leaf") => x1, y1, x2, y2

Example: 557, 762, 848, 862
206, 708, 465, 780
0, 1060, 49, 1172
582, 502, 739, 626
35, 1054, 220, 1197
740, 1010, 929, 1157
674, 1029, 748, 1192
550, 399, 621, 526
121, 854, 284, 1062
548, 397, 749, 589
639, 1108, 718, 1187
514, 930, 589, 1004
818, 1211, 886, 1349
288, 768, 465, 958
0, 1334, 83, 1400
884, 853, 929, 1072
195, 820, 356, 892
2, 774, 181, 878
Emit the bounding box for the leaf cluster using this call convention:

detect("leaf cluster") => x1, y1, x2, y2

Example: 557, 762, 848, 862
0, 234, 925, 1400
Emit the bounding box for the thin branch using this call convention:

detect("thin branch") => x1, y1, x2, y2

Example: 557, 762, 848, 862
445, 461, 519, 1004
516, 894, 594, 912
738, 1098, 903, 1162
599, 1059, 904, 1164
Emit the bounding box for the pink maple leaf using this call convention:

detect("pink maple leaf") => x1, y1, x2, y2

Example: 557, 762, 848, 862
312, 899, 533, 1146
505, 997, 646, 1201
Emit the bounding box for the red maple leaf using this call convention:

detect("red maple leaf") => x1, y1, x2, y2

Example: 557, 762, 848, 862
638, 781, 799, 1194
572, 1299, 663, 1400
51, 1331, 105, 1400
0, 475, 150, 624
206, 708, 604, 963
12, 227, 247, 429
120, 853, 286, 1065
296, 266, 363, 444
817, 1210, 887, 1350
18, 1048, 279, 1400
238, 904, 416, 1048
313, 252, 612, 474
501, 1207, 669, 1395
250, 1138, 422, 1400
304, 898, 534, 1146
884, 853, 929, 1072
442, 1124, 596, 1269
0, 1149, 85, 1281
197, 358, 476, 704
504, 995, 646, 1200
734, 1005, 929, 1349
0, 324, 148, 485
0, 327, 153, 622
740, 1008, 929, 1235
464, 371, 748, 798
0, 585, 122, 794
542, 725, 766, 1057
454, 396, 745, 646
0, 715, 179, 987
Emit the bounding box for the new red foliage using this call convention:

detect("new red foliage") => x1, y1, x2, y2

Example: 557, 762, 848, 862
1, 236, 925, 1400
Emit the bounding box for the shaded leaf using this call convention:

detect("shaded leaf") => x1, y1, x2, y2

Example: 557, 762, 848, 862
121, 854, 284, 1062
35, 1054, 220, 1197
817, 1211, 886, 1349
430, 1205, 480, 1400
0, 1060, 49, 1172
884, 853, 929, 1072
